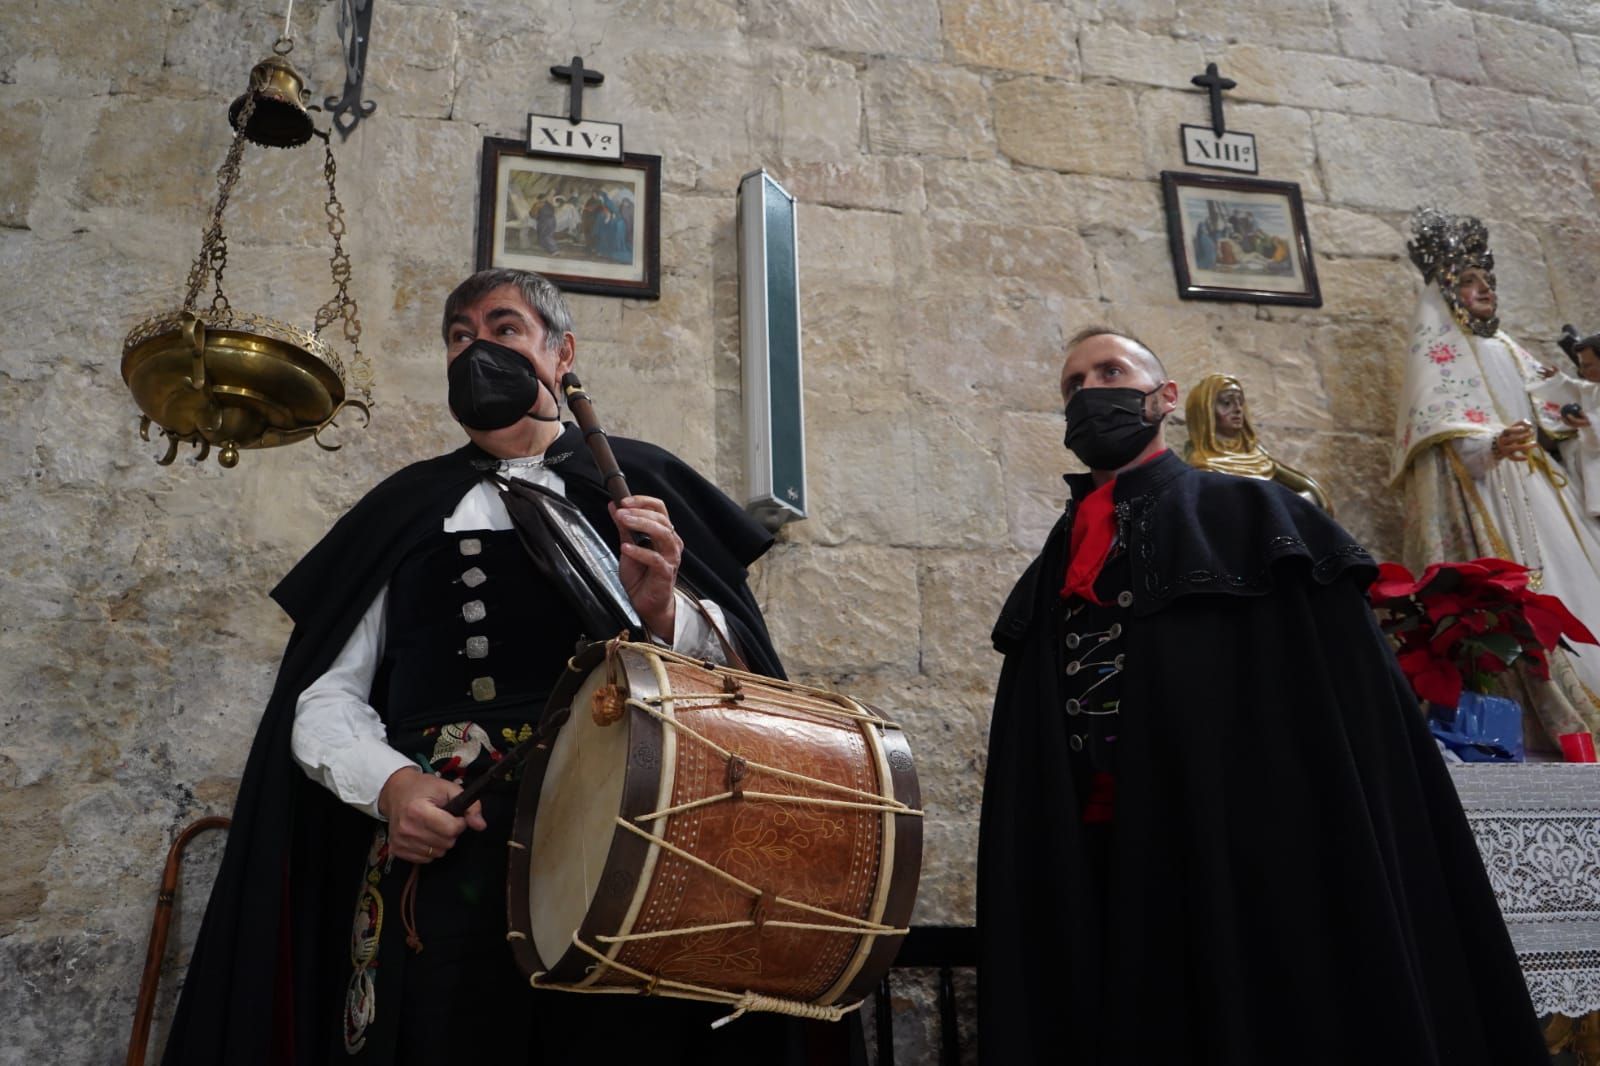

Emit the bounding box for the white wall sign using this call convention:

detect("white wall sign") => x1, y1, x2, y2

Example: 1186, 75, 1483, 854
1181, 125, 1258, 174
526, 114, 624, 161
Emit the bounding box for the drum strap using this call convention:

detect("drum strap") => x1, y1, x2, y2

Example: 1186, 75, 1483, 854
492, 474, 645, 641
675, 572, 750, 671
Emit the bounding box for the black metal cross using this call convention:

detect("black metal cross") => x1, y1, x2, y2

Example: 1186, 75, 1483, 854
550, 55, 604, 124
1191, 62, 1237, 137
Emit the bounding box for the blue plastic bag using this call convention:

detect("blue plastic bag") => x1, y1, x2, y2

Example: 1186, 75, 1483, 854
1428, 691, 1525, 763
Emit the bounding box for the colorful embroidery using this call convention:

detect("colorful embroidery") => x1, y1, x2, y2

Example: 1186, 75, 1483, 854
341, 716, 538, 1053
413, 719, 534, 783
344, 828, 392, 1055
423, 721, 501, 779
1427, 342, 1457, 365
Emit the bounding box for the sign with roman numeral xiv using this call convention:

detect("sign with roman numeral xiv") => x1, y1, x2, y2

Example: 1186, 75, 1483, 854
527, 115, 623, 161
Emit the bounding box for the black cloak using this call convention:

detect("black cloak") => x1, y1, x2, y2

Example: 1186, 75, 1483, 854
977, 451, 1548, 1065
162, 426, 800, 1065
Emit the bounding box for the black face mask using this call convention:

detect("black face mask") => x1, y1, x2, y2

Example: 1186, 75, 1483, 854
1063, 384, 1166, 471
447, 338, 560, 430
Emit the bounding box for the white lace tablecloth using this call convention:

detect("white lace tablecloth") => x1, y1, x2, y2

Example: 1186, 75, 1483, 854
1449, 763, 1600, 1017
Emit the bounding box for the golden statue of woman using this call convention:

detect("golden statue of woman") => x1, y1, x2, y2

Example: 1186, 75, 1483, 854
1183, 373, 1332, 511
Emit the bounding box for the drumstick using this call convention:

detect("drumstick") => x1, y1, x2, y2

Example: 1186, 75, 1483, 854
561, 371, 653, 550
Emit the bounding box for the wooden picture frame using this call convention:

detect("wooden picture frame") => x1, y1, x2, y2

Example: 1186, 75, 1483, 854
475, 136, 661, 300
1160, 171, 1321, 307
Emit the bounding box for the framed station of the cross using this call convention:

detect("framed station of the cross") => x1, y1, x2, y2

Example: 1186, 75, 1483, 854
1160, 171, 1321, 307
475, 137, 661, 300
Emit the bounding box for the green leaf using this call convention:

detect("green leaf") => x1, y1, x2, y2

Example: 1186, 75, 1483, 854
1472, 632, 1523, 665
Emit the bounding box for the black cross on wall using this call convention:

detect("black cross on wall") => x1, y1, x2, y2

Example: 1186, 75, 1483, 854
551, 55, 604, 124
1191, 62, 1237, 137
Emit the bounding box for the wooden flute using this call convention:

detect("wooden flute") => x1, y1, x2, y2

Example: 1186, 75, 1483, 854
560, 371, 652, 550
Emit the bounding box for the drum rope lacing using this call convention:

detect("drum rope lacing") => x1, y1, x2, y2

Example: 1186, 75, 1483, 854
600, 818, 909, 940
550, 933, 862, 1028
623, 697, 922, 822
641, 645, 907, 727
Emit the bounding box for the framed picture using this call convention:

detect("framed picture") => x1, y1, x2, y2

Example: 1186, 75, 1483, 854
1160, 171, 1321, 307
475, 136, 661, 300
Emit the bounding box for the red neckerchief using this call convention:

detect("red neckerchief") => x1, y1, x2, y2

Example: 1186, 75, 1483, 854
1059, 450, 1167, 605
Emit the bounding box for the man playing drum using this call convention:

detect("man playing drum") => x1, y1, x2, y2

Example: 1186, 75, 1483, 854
162, 270, 853, 1065
977, 328, 1548, 1065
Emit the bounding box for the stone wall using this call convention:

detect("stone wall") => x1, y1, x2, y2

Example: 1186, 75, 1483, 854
3, 0, 1597, 1061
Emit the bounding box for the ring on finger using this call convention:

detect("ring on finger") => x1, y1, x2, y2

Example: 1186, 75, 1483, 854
425, 845, 434, 859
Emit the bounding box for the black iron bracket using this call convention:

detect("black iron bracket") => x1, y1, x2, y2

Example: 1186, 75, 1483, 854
324, 0, 377, 140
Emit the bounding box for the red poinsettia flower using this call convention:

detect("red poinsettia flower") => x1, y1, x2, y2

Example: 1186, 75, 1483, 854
1369, 557, 1594, 706
1397, 647, 1464, 706
1371, 561, 1429, 601
1484, 571, 1532, 594
1524, 592, 1598, 648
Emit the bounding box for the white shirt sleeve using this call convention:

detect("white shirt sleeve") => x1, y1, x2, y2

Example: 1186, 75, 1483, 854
663, 589, 732, 663
290, 584, 415, 819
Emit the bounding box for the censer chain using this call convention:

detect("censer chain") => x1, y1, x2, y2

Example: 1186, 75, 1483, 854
182, 91, 256, 314
313, 136, 372, 404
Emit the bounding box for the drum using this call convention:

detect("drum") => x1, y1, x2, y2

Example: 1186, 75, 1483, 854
507, 639, 921, 1023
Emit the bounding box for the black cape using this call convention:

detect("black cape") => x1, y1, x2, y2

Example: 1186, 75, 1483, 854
977, 451, 1547, 1065
162, 426, 793, 1065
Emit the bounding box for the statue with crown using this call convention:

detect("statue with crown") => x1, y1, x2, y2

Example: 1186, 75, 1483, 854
1390, 206, 1600, 749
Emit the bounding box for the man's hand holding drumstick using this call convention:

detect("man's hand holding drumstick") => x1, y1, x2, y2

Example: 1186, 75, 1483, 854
379, 769, 487, 864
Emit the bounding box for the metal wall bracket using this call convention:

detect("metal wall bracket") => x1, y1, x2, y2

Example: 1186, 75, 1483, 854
324, 0, 376, 140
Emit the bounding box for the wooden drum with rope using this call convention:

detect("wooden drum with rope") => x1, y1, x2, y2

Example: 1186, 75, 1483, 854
506, 639, 921, 1026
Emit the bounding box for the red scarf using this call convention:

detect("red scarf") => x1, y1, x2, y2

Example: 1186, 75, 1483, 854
1060, 450, 1166, 604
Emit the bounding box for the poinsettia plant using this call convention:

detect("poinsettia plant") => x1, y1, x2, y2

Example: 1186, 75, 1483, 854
1368, 558, 1597, 708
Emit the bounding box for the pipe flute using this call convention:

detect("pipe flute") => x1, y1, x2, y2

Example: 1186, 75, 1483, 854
560, 371, 653, 550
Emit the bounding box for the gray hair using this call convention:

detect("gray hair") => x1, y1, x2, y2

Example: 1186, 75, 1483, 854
440, 268, 574, 348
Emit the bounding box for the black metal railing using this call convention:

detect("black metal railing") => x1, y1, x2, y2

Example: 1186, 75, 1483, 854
875, 925, 978, 1066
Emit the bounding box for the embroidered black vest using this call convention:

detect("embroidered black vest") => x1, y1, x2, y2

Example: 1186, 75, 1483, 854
370, 528, 585, 734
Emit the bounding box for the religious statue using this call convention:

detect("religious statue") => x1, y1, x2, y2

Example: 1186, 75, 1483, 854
1182, 372, 1331, 510
1526, 323, 1600, 518
1390, 207, 1600, 746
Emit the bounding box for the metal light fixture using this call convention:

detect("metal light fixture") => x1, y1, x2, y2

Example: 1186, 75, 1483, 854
121, 7, 372, 470
737, 169, 807, 529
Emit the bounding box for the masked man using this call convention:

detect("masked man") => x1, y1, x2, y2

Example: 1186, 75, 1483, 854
162, 270, 851, 1065
976, 327, 1548, 1065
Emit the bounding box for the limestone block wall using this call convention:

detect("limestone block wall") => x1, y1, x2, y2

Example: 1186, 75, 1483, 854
3, 0, 1597, 1061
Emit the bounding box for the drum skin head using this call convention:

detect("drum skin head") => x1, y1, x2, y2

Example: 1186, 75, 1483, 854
528, 664, 633, 966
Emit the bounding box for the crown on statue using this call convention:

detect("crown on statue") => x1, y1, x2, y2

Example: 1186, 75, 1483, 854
1406, 207, 1494, 286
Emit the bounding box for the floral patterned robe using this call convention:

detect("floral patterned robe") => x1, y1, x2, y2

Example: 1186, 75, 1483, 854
1392, 286, 1600, 742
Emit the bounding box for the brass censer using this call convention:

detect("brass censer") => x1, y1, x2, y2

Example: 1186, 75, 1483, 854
122, 34, 373, 469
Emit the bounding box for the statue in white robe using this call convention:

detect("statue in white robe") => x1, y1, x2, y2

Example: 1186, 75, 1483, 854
1391, 208, 1600, 747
